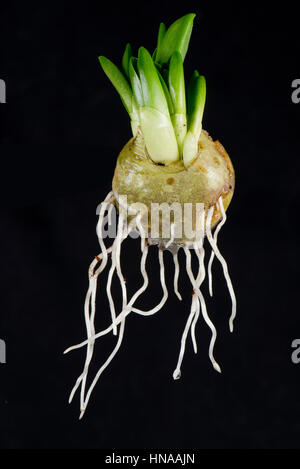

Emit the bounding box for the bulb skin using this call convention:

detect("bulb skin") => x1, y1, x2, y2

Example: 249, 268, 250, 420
112, 130, 235, 243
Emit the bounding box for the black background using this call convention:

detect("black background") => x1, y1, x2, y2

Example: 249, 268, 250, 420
0, 0, 300, 450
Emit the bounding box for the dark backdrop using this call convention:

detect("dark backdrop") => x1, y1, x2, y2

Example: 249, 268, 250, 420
0, 0, 300, 449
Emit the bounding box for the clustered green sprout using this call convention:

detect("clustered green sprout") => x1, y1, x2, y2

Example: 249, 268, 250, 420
99, 13, 206, 166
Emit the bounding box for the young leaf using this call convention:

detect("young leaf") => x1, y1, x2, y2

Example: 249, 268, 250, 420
139, 107, 179, 163
137, 47, 169, 116
156, 22, 166, 54
182, 131, 198, 166
187, 74, 206, 136
156, 68, 174, 115
129, 57, 144, 107
168, 51, 186, 115
187, 70, 199, 105
98, 55, 133, 114
183, 73, 206, 166
158, 67, 169, 85
156, 13, 196, 65
122, 43, 132, 78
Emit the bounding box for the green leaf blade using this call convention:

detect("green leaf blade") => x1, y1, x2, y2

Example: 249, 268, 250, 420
156, 13, 196, 65
168, 51, 186, 115
188, 74, 206, 136
156, 68, 174, 116
129, 57, 144, 107
122, 43, 132, 78
137, 47, 169, 116
98, 55, 133, 114
187, 70, 199, 112
157, 22, 166, 52
183, 74, 206, 166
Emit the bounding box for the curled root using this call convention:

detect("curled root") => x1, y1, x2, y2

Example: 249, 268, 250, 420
206, 198, 237, 332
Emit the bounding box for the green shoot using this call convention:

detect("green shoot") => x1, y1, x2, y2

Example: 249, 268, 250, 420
139, 107, 179, 164
183, 73, 206, 166
99, 55, 140, 136
187, 72, 206, 135
98, 13, 206, 166
98, 55, 133, 114
169, 52, 186, 115
156, 23, 166, 54
122, 43, 132, 78
129, 57, 144, 107
137, 47, 169, 116
156, 68, 175, 116
168, 51, 187, 151
155, 14, 195, 65
136, 47, 178, 163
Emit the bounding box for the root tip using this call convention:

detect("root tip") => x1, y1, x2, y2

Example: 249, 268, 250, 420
173, 369, 181, 380
213, 362, 222, 373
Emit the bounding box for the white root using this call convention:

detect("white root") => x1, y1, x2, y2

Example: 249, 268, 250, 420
79, 246, 166, 419
105, 212, 128, 337
173, 210, 205, 379
66, 193, 236, 417
191, 295, 200, 354
65, 241, 148, 355
185, 243, 221, 374
106, 258, 118, 336
128, 248, 168, 317
173, 236, 205, 378
166, 222, 182, 301
165, 222, 175, 249
66, 202, 170, 417
107, 201, 114, 226
172, 250, 182, 301
173, 293, 197, 380
80, 211, 127, 413
208, 197, 225, 296
135, 212, 145, 252
190, 209, 206, 353
83, 215, 146, 408
173, 207, 216, 380
80, 315, 126, 419
69, 192, 113, 405
206, 198, 237, 332
65, 242, 168, 355
67, 248, 114, 404
112, 213, 128, 331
